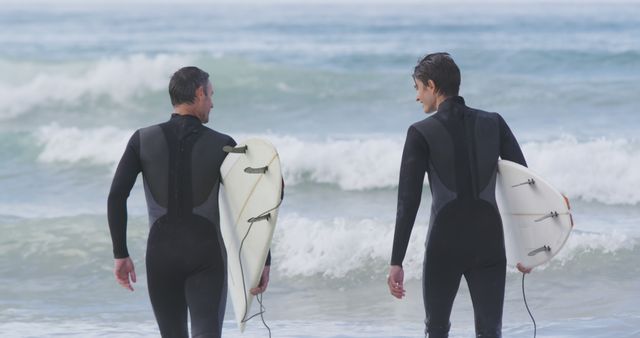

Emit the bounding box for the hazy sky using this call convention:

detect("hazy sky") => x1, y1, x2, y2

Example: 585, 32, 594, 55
7, 0, 639, 4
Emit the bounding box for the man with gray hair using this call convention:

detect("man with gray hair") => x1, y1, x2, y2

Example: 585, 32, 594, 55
108, 66, 270, 338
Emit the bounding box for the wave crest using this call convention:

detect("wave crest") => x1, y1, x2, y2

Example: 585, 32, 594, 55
272, 216, 637, 280
522, 136, 640, 205
0, 54, 192, 119
32, 126, 640, 205
36, 124, 133, 166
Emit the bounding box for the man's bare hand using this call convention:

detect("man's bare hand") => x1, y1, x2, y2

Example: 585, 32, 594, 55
250, 266, 270, 295
388, 265, 406, 299
517, 263, 533, 274
114, 257, 136, 291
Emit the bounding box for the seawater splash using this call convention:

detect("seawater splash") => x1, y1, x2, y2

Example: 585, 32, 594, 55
552, 230, 636, 263
259, 134, 403, 190
271, 215, 638, 280
31, 125, 640, 205
36, 124, 133, 167
4, 213, 634, 282
0, 54, 193, 120
271, 216, 400, 279
522, 136, 640, 205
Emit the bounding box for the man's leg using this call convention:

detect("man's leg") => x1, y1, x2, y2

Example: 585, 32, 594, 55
185, 263, 227, 338
464, 259, 506, 338
423, 253, 463, 338
146, 253, 189, 338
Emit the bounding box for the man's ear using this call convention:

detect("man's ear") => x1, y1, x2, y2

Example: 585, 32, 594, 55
195, 85, 205, 98
427, 79, 437, 93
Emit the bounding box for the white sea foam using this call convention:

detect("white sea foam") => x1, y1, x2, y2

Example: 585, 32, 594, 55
272, 215, 637, 280
0, 54, 192, 119
272, 215, 408, 279
234, 134, 640, 205
36, 124, 133, 166
552, 230, 637, 263
521, 135, 640, 205
261, 134, 404, 190
32, 126, 640, 205
6, 208, 635, 278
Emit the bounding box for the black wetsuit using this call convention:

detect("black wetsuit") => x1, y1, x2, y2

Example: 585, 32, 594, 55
108, 114, 270, 338
391, 96, 526, 338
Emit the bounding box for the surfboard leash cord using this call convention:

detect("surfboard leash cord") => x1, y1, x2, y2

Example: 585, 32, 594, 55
238, 198, 282, 338
238, 218, 272, 338
522, 273, 537, 338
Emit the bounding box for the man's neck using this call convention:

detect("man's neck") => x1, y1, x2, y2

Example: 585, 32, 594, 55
174, 105, 198, 118
435, 95, 452, 110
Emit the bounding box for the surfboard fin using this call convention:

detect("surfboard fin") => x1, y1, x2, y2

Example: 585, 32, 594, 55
223, 145, 248, 153
248, 213, 271, 223
512, 178, 535, 187
244, 166, 268, 174
528, 245, 551, 256
534, 211, 559, 222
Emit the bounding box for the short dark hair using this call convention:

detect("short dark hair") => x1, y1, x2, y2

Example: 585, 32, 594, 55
413, 53, 460, 97
168, 66, 210, 106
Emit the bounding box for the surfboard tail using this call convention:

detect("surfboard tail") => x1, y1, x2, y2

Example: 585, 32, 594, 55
562, 194, 574, 227
497, 160, 574, 268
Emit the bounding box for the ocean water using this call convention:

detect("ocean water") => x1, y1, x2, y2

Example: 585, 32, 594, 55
1, 1, 640, 337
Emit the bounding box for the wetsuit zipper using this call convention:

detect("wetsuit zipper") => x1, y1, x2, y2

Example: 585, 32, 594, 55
176, 139, 184, 220
176, 128, 199, 220
465, 111, 479, 199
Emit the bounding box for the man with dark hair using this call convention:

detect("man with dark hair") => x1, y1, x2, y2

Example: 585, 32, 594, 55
387, 53, 530, 337
108, 66, 271, 338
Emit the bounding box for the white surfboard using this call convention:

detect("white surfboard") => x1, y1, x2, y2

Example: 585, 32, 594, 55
219, 138, 282, 332
496, 160, 574, 269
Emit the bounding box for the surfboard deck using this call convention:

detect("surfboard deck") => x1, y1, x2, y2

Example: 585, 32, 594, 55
219, 138, 282, 332
496, 160, 573, 269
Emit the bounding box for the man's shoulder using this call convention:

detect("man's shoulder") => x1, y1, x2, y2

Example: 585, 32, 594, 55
409, 115, 445, 144
134, 123, 164, 140
200, 126, 235, 144
467, 106, 499, 120
137, 119, 170, 132
411, 114, 443, 132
